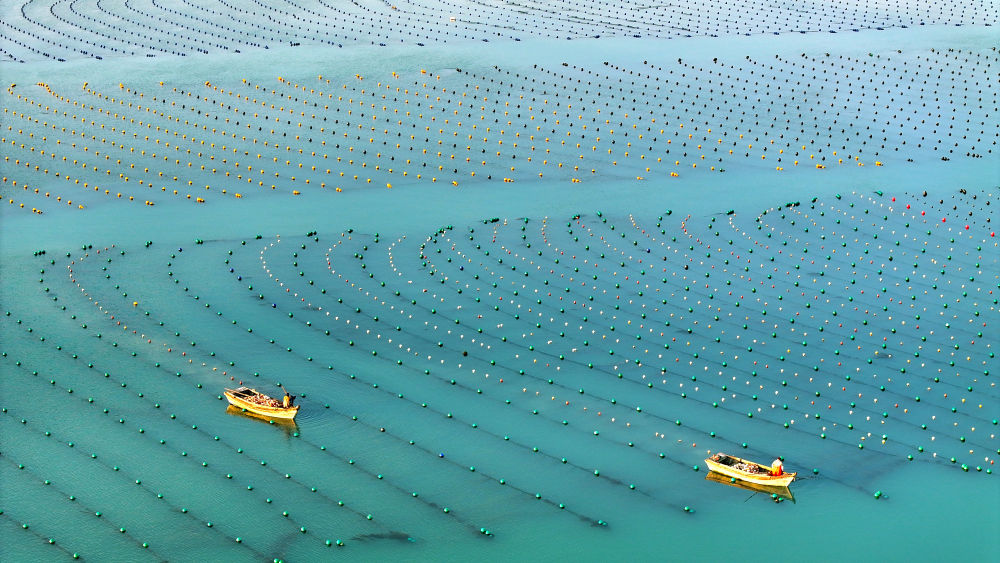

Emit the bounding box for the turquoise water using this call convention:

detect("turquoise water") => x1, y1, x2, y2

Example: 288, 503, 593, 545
2, 2, 998, 561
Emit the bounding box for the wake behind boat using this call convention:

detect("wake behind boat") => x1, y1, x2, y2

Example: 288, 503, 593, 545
224, 386, 299, 420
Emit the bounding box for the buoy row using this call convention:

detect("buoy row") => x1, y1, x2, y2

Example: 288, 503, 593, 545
5, 48, 997, 211
0, 0, 994, 62
24, 239, 619, 543
0, 313, 409, 555
2, 185, 994, 561
198, 191, 994, 479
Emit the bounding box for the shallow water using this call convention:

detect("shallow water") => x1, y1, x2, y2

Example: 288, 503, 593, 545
2, 3, 998, 561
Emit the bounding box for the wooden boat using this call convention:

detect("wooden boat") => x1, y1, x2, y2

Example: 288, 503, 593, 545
704, 470, 795, 503
704, 452, 796, 487
224, 387, 299, 420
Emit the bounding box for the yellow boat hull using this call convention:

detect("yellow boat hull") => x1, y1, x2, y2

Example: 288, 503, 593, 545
704, 454, 796, 487
224, 388, 300, 420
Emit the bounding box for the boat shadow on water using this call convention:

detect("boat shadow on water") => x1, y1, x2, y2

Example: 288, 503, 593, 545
704, 471, 796, 504
225, 405, 299, 437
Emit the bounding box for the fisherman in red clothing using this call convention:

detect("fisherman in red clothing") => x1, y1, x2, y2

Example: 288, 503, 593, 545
770, 459, 784, 476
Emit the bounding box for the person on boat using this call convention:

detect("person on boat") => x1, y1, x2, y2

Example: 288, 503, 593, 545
282, 391, 295, 408
770, 459, 784, 476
